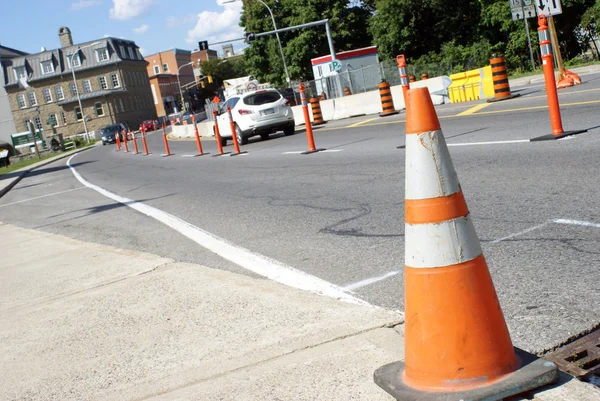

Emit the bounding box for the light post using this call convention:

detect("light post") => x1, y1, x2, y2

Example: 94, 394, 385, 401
69, 41, 101, 142
177, 61, 194, 113
222, 0, 291, 85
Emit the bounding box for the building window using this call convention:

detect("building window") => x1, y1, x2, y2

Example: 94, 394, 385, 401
43, 88, 53, 103
83, 80, 92, 93
74, 106, 83, 121
17, 93, 26, 108
55, 86, 65, 100
94, 102, 105, 116
162, 63, 169, 72
41, 60, 54, 74
99, 76, 108, 90
153, 65, 160, 74
110, 73, 120, 88
61, 111, 67, 125
14, 66, 27, 80
34, 116, 43, 131
24, 119, 31, 131
49, 113, 59, 127
120, 45, 127, 59
68, 53, 81, 68
96, 48, 109, 62
27, 92, 37, 107
128, 47, 135, 60
69, 82, 78, 96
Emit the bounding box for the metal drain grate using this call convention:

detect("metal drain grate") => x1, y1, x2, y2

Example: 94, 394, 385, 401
544, 328, 600, 384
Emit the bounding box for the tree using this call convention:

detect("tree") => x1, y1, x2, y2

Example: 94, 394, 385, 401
240, 0, 374, 84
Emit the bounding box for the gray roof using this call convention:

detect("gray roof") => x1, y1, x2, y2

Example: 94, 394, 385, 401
57, 88, 126, 105
0, 44, 28, 59
2, 37, 146, 87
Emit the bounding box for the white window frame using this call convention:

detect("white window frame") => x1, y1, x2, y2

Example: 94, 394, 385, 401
99, 76, 108, 90
120, 45, 127, 59
162, 63, 169, 72
34, 116, 43, 131
61, 111, 67, 125
153, 65, 160, 74
74, 106, 83, 121
83, 79, 92, 93
94, 102, 105, 117
110, 73, 121, 88
27, 92, 37, 107
55, 86, 65, 100
17, 93, 26, 108
128, 47, 135, 60
24, 119, 31, 131
14, 66, 26, 80
69, 82, 78, 96
43, 88, 53, 103
49, 113, 59, 127
95, 48, 109, 62
41, 60, 54, 75
68, 53, 81, 68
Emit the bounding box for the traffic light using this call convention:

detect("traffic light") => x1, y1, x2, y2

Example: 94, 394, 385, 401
201, 81, 205, 88
208, 76, 213, 84
245, 32, 256, 42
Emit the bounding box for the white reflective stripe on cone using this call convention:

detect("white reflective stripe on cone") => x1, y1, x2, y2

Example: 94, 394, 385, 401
405, 215, 482, 268
405, 130, 460, 200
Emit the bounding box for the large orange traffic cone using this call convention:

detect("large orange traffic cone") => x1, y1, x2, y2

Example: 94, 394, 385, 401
374, 87, 558, 400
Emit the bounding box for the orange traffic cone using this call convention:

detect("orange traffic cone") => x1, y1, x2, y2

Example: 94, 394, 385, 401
374, 87, 558, 400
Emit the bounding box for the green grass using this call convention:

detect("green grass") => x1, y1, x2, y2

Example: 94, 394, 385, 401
0, 141, 97, 177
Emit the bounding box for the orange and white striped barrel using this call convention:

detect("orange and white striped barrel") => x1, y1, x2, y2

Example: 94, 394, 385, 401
309, 97, 326, 125
378, 81, 398, 117
402, 87, 518, 391
490, 56, 513, 99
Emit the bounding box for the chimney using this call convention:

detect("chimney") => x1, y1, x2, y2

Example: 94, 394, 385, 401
58, 27, 73, 48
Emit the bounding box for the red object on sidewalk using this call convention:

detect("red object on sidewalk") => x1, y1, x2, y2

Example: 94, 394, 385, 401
192, 115, 205, 156
122, 128, 129, 153
299, 83, 324, 154
227, 105, 242, 155
132, 131, 139, 154
115, 131, 121, 151
161, 123, 171, 156
141, 127, 149, 156
396, 54, 409, 105
212, 110, 225, 156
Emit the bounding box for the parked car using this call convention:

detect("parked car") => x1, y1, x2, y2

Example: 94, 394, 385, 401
140, 120, 158, 132
214, 89, 295, 147
100, 123, 127, 145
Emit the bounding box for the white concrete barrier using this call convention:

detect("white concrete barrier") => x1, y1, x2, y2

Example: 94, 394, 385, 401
170, 122, 214, 138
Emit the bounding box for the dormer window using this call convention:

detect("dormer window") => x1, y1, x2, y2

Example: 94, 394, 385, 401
120, 45, 127, 59
13, 66, 26, 80
96, 48, 109, 62
128, 47, 135, 60
41, 60, 54, 74
67, 53, 81, 68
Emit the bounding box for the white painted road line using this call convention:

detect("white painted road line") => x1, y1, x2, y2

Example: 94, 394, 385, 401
0, 187, 86, 208
489, 222, 550, 243
283, 149, 343, 154
447, 139, 531, 147
66, 154, 370, 307
553, 218, 600, 228
344, 270, 401, 291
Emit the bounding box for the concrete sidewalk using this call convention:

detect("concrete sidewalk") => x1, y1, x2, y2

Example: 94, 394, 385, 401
1, 223, 599, 400
509, 63, 600, 87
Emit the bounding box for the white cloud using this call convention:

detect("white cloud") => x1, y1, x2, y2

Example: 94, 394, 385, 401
70, 0, 102, 10
186, 1, 244, 48
103, 33, 111, 37
166, 14, 195, 28
133, 24, 149, 34
109, 0, 154, 20
138, 47, 146, 56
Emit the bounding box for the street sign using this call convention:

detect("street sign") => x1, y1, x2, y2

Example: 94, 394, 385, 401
198, 40, 209, 51
331, 60, 342, 72
510, 0, 536, 20
535, 0, 562, 16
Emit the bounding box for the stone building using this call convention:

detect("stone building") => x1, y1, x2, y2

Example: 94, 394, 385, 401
0, 44, 28, 146
1, 27, 156, 153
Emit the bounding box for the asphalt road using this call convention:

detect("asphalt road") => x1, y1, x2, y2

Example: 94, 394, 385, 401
2, 74, 599, 354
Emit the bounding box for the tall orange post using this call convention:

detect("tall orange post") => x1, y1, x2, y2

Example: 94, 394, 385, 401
299, 83, 324, 154
131, 130, 139, 154
115, 131, 121, 151
192, 115, 206, 156
396, 54, 409, 106
161, 123, 171, 156
141, 127, 149, 156
122, 128, 129, 153
227, 105, 246, 156
531, 15, 586, 141
153, 121, 157, 131
212, 110, 227, 157
374, 87, 558, 400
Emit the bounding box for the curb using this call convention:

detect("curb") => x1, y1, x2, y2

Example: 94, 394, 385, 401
0, 144, 97, 199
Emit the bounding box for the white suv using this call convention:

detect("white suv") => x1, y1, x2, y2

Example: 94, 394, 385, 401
214, 89, 295, 146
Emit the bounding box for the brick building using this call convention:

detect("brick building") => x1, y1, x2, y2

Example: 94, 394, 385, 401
1, 27, 155, 152
144, 49, 198, 117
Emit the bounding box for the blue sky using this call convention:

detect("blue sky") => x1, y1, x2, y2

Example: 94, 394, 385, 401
0, 0, 247, 57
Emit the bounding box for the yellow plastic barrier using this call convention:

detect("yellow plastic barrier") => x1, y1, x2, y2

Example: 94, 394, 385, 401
448, 72, 467, 103
463, 68, 482, 101
480, 65, 495, 99
448, 65, 496, 103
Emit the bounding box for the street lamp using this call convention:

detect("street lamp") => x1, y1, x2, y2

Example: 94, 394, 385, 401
177, 61, 194, 113
69, 41, 101, 142
222, 0, 291, 85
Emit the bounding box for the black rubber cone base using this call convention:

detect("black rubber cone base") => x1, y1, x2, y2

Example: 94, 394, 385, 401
380, 110, 399, 117
397, 144, 406, 149
160, 153, 173, 157
373, 348, 558, 401
312, 121, 327, 126
212, 152, 231, 157
301, 148, 326, 155
228, 151, 248, 157
487, 93, 521, 103
531, 129, 587, 141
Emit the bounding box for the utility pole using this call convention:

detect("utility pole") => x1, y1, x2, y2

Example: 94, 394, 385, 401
27, 121, 41, 159
521, 2, 536, 70
547, 15, 565, 79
